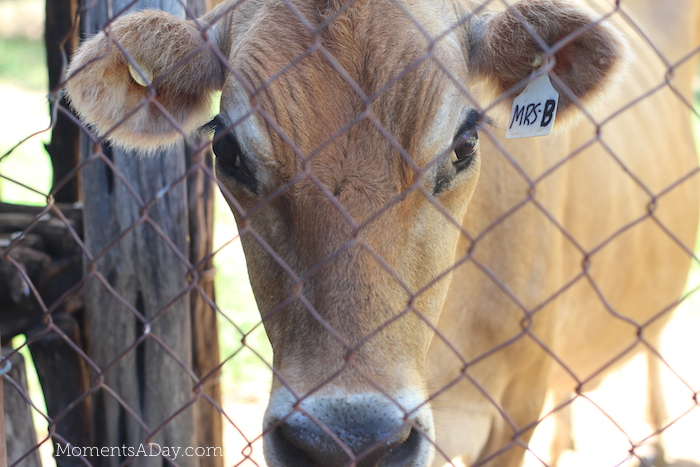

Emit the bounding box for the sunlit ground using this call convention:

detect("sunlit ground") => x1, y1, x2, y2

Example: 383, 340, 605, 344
525, 300, 700, 467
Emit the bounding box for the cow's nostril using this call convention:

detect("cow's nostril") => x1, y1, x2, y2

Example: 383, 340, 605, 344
381, 427, 423, 466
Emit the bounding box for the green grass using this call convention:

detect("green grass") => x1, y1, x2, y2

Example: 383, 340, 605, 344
0, 38, 52, 205
0, 37, 47, 92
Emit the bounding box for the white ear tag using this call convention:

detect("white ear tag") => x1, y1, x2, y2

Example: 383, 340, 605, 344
505, 72, 559, 139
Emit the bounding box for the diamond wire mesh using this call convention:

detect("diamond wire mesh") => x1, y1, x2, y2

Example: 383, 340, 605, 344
1, 0, 700, 466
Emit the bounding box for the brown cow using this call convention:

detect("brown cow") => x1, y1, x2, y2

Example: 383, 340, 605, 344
65, 0, 700, 466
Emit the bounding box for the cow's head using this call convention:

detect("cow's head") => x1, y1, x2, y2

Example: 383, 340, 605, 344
66, 1, 625, 465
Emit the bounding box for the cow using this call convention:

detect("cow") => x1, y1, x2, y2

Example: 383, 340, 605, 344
64, 0, 700, 465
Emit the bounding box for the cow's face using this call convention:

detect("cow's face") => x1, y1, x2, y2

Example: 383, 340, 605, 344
65, 1, 626, 465
213, 6, 480, 463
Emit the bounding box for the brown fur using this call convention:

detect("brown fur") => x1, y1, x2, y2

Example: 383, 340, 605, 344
64, 1, 699, 466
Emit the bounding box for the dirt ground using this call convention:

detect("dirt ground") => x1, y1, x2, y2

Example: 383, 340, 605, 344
223, 391, 268, 467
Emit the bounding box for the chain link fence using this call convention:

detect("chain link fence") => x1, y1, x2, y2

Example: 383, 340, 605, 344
1, 0, 700, 466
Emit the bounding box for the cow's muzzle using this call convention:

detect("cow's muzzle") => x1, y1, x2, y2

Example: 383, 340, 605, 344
263, 390, 435, 467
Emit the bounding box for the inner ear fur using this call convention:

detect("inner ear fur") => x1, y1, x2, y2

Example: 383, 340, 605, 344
469, 0, 627, 118
65, 10, 224, 152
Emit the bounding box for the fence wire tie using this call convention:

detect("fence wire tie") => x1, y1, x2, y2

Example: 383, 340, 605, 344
0, 357, 12, 377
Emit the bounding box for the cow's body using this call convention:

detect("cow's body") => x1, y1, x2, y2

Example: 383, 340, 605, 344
65, 0, 700, 465
432, 3, 700, 463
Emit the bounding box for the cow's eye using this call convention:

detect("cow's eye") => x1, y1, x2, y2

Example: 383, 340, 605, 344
208, 117, 258, 193
432, 110, 485, 195
213, 132, 243, 172
451, 109, 483, 173
452, 131, 478, 172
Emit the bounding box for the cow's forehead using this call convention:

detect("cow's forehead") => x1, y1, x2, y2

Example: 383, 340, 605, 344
219, 0, 472, 184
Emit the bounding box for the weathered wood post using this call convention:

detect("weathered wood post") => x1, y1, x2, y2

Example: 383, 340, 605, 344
80, 0, 221, 465
45, 0, 80, 203
184, 0, 223, 456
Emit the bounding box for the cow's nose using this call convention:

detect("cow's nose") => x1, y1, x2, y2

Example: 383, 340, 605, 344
265, 396, 429, 467
273, 415, 419, 467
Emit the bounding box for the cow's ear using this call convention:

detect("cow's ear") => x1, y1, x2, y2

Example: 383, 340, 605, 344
468, 0, 627, 121
65, 10, 225, 152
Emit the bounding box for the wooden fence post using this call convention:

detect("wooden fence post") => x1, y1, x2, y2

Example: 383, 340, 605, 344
80, 1, 220, 465
186, 0, 223, 455
45, 0, 80, 203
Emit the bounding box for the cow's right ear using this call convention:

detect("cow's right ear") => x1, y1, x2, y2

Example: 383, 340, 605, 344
65, 10, 225, 152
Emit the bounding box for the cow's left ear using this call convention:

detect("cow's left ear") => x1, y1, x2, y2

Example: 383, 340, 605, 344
65, 10, 225, 152
468, 0, 627, 119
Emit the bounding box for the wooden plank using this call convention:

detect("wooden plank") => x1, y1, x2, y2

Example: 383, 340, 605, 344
185, 146, 223, 464
0, 212, 79, 257
0, 201, 83, 343
0, 202, 83, 225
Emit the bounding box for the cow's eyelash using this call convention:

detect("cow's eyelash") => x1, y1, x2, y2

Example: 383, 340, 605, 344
202, 115, 225, 137
456, 110, 492, 138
